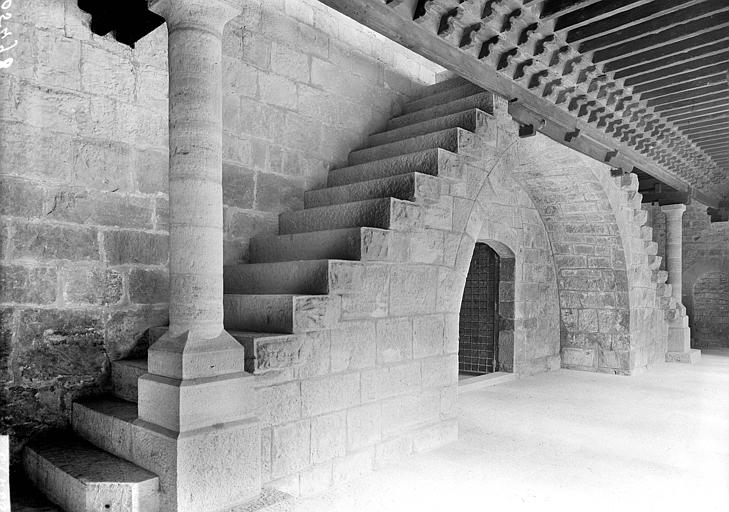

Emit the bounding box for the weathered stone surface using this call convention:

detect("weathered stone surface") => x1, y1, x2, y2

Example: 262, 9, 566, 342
103, 231, 169, 265
271, 420, 311, 478
310, 411, 346, 464
11, 222, 100, 261
0, 266, 57, 305
63, 265, 123, 306
301, 372, 360, 416
129, 268, 169, 304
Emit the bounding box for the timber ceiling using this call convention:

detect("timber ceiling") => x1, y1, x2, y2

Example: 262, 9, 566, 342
80, 0, 729, 205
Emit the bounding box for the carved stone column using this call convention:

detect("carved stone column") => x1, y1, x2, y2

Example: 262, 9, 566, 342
135, 1, 260, 510
661, 204, 700, 364
661, 204, 685, 300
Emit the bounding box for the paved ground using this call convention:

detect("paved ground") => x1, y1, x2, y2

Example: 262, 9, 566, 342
289, 350, 729, 512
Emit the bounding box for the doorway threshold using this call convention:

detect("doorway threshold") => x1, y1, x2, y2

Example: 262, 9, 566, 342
458, 372, 516, 393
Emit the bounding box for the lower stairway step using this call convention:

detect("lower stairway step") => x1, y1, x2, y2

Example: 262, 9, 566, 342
23, 432, 160, 512
348, 127, 465, 166
224, 294, 340, 333
327, 148, 461, 187
278, 197, 421, 235
249, 227, 391, 263
304, 172, 440, 208
366, 108, 486, 147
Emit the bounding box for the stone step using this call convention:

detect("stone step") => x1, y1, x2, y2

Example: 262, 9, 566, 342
225, 260, 331, 295
230, 331, 301, 374
655, 283, 672, 298
401, 83, 484, 115
111, 359, 148, 403
367, 108, 488, 148
640, 225, 653, 241
406, 76, 472, 102
349, 127, 468, 166
72, 398, 142, 465
652, 270, 668, 284
644, 240, 658, 256
279, 197, 421, 235
387, 92, 494, 131
250, 227, 392, 263
23, 432, 159, 512
328, 148, 462, 188
633, 208, 648, 226
648, 255, 662, 270
224, 294, 340, 334
306, 172, 441, 208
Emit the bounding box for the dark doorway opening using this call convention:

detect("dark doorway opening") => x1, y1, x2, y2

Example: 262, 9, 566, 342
459, 243, 499, 374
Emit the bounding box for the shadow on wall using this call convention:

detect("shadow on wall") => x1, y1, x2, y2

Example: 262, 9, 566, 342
482, 240, 516, 373
691, 272, 729, 348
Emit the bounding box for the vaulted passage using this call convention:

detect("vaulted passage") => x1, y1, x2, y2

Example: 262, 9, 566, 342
459, 243, 499, 374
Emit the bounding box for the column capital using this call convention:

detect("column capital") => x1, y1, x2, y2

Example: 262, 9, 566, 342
148, 0, 242, 29
661, 203, 687, 217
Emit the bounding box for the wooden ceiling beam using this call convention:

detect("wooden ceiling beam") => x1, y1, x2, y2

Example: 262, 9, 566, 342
680, 118, 729, 133
614, 40, 729, 80
658, 97, 729, 117
603, 27, 729, 71
638, 74, 728, 100
672, 109, 729, 125
579, 0, 729, 54
690, 129, 729, 142
540, 0, 605, 21
634, 66, 729, 96
698, 139, 729, 149
625, 52, 729, 88
648, 85, 729, 109
682, 124, 729, 138
567, 0, 704, 44
592, 13, 729, 64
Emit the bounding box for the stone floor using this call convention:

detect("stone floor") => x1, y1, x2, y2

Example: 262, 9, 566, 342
288, 349, 729, 512
13, 350, 729, 511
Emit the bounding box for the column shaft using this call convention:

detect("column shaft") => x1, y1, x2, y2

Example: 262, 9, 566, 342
661, 204, 686, 300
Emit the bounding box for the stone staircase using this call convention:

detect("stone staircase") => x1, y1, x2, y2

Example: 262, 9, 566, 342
611, 172, 696, 365
18, 76, 492, 511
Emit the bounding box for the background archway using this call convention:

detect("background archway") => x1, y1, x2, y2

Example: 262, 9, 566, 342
692, 272, 729, 348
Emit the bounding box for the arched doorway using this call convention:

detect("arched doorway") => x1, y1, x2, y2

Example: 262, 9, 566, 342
458, 242, 515, 375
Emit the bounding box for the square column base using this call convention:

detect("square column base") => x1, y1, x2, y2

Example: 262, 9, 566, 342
666, 349, 701, 364
133, 417, 261, 512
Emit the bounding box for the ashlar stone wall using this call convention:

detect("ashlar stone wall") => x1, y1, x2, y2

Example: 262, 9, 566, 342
0, 0, 442, 462
682, 204, 729, 348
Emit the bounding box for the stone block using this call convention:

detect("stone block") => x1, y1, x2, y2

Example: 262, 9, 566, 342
347, 402, 382, 451
259, 73, 298, 109
376, 317, 412, 364
389, 266, 437, 316
330, 320, 376, 372
0, 176, 46, 218
374, 435, 413, 469
271, 41, 310, 82
301, 372, 360, 416
257, 382, 301, 428
272, 420, 311, 479
12, 221, 100, 261
413, 314, 445, 358
421, 355, 458, 389
128, 268, 169, 304
300, 462, 333, 496
261, 427, 272, 483
381, 391, 440, 436
104, 231, 168, 265
222, 164, 255, 210
361, 361, 420, 402
255, 173, 305, 214
332, 449, 374, 486
0, 265, 57, 304
63, 264, 123, 306
310, 411, 346, 464
561, 347, 596, 369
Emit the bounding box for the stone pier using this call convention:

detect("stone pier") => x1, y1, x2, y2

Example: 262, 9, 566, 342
661, 204, 700, 364
136, 0, 260, 510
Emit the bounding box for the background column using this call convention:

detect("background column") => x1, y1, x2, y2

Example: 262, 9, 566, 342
661, 203, 701, 364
